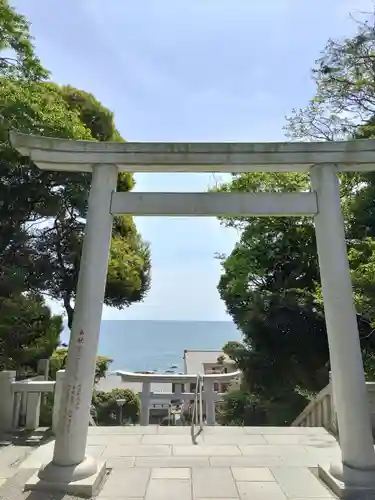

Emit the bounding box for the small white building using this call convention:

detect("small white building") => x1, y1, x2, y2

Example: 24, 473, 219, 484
183, 349, 240, 394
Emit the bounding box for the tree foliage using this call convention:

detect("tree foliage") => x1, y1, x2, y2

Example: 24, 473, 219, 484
0, 2, 151, 373
0, 4, 85, 371
0, 80, 151, 327
0, 293, 62, 375
92, 388, 140, 425
216, 174, 331, 397
285, 10, 375, 142
49, 347, 112, 383
0, 0, 48, 80
217, 9, 375, 423
284, 8, 375, 328
61, 85, 124, 143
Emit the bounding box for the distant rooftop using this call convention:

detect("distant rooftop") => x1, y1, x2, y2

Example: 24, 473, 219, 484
183, 350, 235, 374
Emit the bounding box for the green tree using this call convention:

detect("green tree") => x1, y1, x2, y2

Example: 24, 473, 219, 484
0, 0, 48, 80
0, 2, 151, 372
0, 67, 151, 331
284, 9, 375, 248
92, 388, 140, 425
285, 10, 375, 143
60, 85, 123, 143
26, 86, 151, 327
0, 80, 93, 299
216, 173, 331, 395
216, 10, 375, 422
48, 347, 113, 383
0, 293, 62, 376
0, 4, 75, 373
35, 201, 151, 328
284, 8, 375, 340
216, 389, 253, 426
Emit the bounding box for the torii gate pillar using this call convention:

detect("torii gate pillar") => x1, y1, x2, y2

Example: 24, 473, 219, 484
311, 165, 375, 496
31, 164, 117, 496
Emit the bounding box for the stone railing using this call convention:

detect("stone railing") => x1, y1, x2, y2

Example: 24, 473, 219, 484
12, 375, 55, 430
0, 367, 241, 431
115, 370, 242, 425
292, 383, 337, 434
293, 379, 375, 436
0, 369, 67, 434
0, 370, 57, 433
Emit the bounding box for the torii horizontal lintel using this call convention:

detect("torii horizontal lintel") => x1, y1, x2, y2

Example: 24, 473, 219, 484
9, 131, 375, 173
110, 192, 318, 217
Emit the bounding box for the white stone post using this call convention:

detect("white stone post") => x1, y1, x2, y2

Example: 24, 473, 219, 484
12, 393, 21, 429
328, 371, 338, 436
311, 165, 375, 486
19, 392, 27, 427
140, 382, 151, 426
37, 358, 50, 379
204, 379, 216, 425
25, 392, 41, 430
0, 371, 16, 431
173, 382, 183, 402
52, 370, 65, 435
37, 164, 118, 487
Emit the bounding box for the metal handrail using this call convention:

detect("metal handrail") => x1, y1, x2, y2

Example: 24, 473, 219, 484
191, 373, 204, 445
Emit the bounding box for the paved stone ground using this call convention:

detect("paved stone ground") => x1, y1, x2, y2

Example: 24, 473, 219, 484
0, 426, 340, 499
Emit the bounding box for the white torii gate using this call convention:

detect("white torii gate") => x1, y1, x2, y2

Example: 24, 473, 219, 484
10, 132, 375, 497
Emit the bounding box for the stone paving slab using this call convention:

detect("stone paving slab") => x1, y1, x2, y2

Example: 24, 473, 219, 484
98, 467, 150, 498
141, 434, 194, 445
135, 456, 210, 467
87, 434, 141, 445
210, 455, 284, 467
173, 444, 241, 456
231, 467, 275, 482
104, 457, 135, 468
102, 445, 171, 458
243, 426, 332, 435
203, 433, 267, 445
271, 467, 334, 498
239, 444, 311, 457
0, 426, 341, 499
88, 426, 159, 434
192, 467, 238, 498
156, 426, 190, 434
151, 467, 190, 479
237, 480, 288, 499
145, 478, 191, 500
263, 434, 337, 445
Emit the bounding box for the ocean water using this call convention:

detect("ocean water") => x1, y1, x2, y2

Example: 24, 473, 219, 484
61, 320, 240, 372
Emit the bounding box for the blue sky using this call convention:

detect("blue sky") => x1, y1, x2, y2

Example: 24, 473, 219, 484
13, 0, 371, 321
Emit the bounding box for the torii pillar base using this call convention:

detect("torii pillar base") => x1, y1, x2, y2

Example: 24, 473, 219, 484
24, 456, 107, 498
